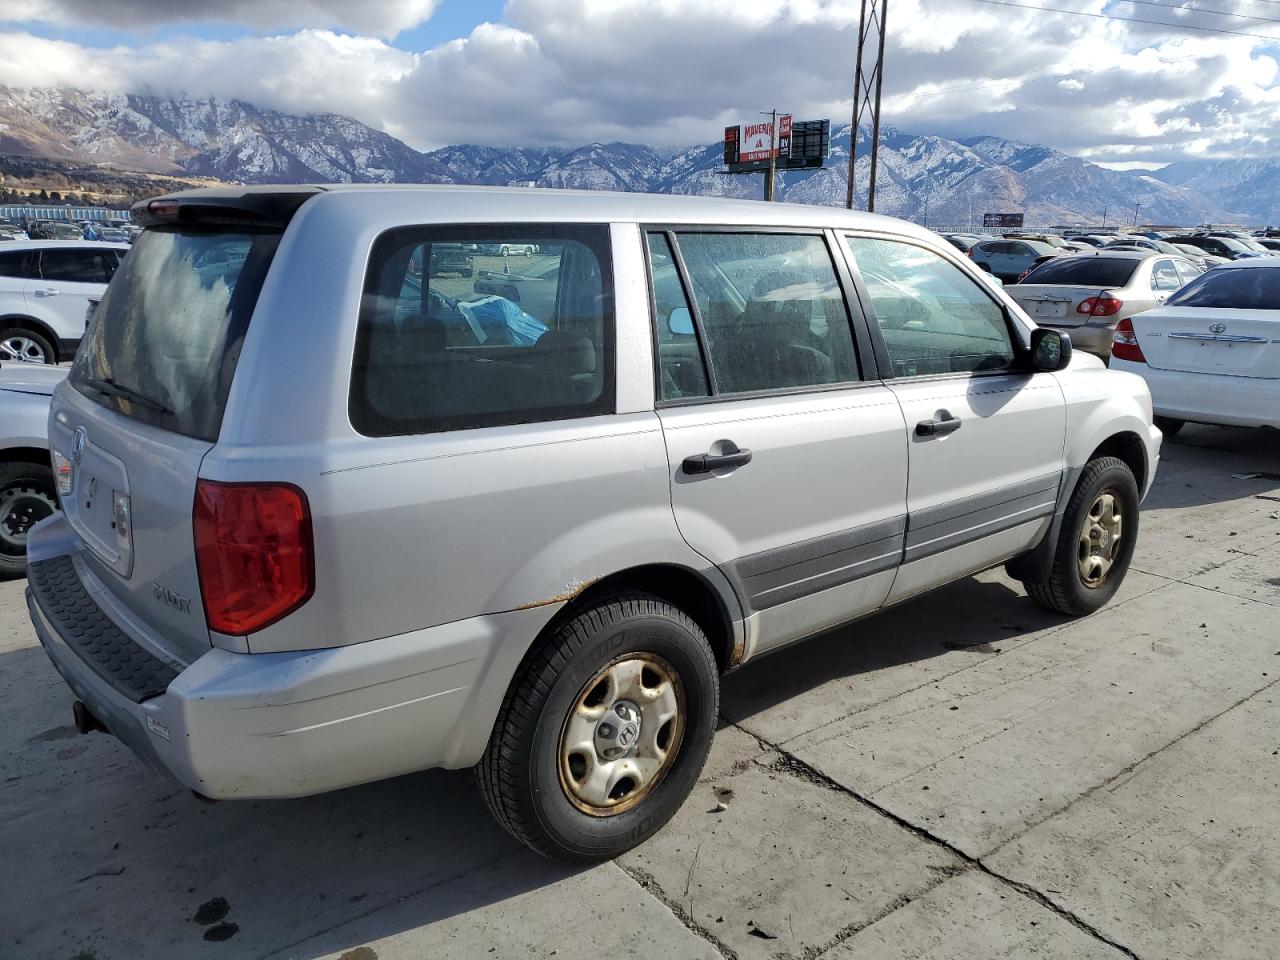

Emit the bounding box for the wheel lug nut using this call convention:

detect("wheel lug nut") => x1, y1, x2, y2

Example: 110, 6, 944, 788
598, 723, 614, 738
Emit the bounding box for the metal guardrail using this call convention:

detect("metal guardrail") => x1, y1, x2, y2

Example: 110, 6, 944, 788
0, 204, 133, 223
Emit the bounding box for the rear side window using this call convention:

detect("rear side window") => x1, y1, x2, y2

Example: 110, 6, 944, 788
1020, 257, 1140, 287
670, 232, 858, 395
1151, 260, 1181, 292
39, 247, 118, 283
71, 228, 280, 442
350, 224, 614, 437
1167, 268, 1280, 309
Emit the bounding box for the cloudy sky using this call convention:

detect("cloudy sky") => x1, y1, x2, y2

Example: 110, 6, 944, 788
0, 0, 1277, 166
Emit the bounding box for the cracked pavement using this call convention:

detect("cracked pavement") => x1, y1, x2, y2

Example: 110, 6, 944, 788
2, 423, 1278, 960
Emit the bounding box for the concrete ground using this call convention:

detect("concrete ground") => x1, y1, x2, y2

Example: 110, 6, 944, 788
2, 423, 1278, 960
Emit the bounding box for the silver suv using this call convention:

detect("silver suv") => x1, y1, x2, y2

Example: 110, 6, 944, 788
26, 185, 1160, 862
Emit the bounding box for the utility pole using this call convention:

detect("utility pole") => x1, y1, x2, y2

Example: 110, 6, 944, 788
845, 0, 889, 211
1133, 201, 1142, 227
1102, 204, 1107, 230
764, 109, 777, 202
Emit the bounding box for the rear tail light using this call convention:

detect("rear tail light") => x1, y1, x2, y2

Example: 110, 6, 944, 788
1111, 317, 1146, 363
52, 451, 73, 497
193, 480, 314, 635
1077, 295, 1124, 317
147, 199, 180, 218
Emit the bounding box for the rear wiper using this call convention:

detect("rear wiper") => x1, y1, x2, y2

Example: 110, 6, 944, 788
84, 376, 174, 416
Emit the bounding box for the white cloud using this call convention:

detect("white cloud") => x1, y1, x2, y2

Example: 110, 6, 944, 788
0, 0, 1276, 162
0, 0, 439, 38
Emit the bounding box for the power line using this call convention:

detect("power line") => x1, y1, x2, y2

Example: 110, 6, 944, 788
963, 0, 1280, 40
1120, 0, 1280, 26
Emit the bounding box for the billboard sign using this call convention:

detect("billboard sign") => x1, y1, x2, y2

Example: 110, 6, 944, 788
723, 125, 740, 165
983, 213, 1025, 228
739, 120, 776, 163
724, 118, 829, 173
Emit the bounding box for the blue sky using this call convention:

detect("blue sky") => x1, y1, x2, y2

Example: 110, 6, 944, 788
0, 0, 1275, 162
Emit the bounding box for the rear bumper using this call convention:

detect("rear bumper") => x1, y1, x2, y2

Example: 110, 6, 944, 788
25, 522, 545, 798
1111, 359, 1280, 429
1044, 321, 1115, 359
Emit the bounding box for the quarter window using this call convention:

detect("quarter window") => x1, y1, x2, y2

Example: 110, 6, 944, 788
844, 236, 1016, 378
671, 232, 858, 395
349, 225, 614, 437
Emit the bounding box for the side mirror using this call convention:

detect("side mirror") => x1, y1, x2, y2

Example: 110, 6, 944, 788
1029, 327, 1072, 372
668, 306, 695, 336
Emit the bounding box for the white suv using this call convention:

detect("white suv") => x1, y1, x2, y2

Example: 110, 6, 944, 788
0, 241, 130, 363
27, 186, 1160, 863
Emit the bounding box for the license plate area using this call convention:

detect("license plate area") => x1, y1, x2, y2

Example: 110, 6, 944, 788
1029, 300, 1069, 319
63, 435, 134, 577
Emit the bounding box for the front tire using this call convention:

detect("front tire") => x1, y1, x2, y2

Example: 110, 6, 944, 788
1154, 416, 1184, 439
1023, 456, 1139, 616
477, 592, 718, 863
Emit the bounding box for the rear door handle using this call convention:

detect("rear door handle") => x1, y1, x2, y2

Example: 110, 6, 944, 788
915, 415, 962, 438
682, 447, 753, 474
33, 287, 59, 297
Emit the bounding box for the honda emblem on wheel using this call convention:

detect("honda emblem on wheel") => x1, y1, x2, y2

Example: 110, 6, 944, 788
1209, 321, 1226, 334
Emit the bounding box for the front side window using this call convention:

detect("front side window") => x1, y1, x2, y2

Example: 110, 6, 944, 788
39, 247, 117, 283
647, 233, 709, 401
350, 225, 614, 437
0, 250, 32, 279
672, 232, 858, 395
845, 236, 1016, 378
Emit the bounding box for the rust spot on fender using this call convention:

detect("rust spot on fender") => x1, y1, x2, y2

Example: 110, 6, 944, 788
729, 630, 746, 668
514, 577, 600, 611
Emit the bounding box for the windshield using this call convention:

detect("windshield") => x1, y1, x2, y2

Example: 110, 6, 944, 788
1020, 256, 1140, 286
1166, 267, 1280, 309
71, 227, 280, 441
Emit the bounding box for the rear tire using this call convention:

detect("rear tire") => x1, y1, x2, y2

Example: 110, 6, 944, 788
1023, 456, 1139, 617
0, 327, 56, 365
0, 462, 58, 580
1154, 416, 1184, 439
477, 592, 718, 863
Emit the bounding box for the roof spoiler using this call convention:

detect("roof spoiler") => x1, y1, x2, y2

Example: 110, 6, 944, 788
131, 186, 324, 229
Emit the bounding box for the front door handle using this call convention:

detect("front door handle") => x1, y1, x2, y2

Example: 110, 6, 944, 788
682, 447, 753, 475
33, 287, 59, 297
915, 415, 962, 438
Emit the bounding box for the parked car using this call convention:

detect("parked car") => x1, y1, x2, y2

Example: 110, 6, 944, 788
1170, 243, 1229, 270
1007, 250, 1202, 358
0, 361, 65, 578
1258, 238, 1280, 253
968, 237, 1059, 282
1063, 234, 1119, 248
25, 185, 1159, 864
0, 217, 30, 241
31, 222, 83, 241
0, 240, 129, 363
941, 233, 984, 253
1169, 234, 1266, 261
1111, 259, 1280, 434
426, 242, 474, 277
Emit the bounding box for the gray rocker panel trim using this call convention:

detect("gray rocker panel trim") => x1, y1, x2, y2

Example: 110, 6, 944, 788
904, 472, 1063, 564
729, 515, 907, 612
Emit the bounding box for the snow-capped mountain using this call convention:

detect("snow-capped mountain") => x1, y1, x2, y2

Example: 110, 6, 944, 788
0, 85, 1265, 224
